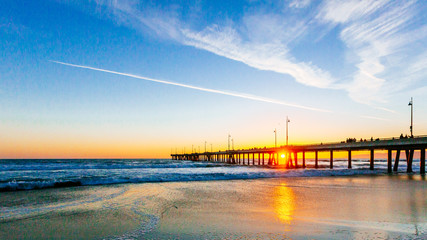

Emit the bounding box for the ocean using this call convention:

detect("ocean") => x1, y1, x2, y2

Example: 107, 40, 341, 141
0, 158, 416, 192
1, 158, 425, 239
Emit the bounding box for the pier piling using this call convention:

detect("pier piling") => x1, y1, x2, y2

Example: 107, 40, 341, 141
302, 151, 306, 168
393, 150, 401, 172
387, 150, 392, 173
421, 149, 425, 175
315, 151, 319, 169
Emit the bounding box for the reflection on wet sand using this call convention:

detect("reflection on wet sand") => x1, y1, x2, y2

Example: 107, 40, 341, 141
273, 183, 295, 227
1, 176, 426, 239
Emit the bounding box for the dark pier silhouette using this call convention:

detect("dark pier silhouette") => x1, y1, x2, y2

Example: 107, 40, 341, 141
171, 136, 427, 174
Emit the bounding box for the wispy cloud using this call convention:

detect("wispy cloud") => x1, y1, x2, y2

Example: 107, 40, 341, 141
181, 23, 335, 88
74, 0, 427, 108
92, 0, 336, 89
289, 0, 312, 9
317, 0, 425, 104
50, 60, 330, 112
316, 0, 389, 24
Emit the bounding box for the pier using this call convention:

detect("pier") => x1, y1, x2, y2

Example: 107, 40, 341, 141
171, 136, 427, 174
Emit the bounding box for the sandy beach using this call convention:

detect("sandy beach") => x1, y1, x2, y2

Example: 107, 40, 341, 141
1, 175, 426, 239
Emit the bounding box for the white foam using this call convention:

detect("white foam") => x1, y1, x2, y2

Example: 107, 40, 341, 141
0, 159, 420, 191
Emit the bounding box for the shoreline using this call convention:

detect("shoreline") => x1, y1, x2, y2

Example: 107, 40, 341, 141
1, 174, 426, 239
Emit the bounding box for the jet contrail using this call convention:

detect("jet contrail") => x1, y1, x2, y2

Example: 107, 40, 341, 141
50, 60, 330, 112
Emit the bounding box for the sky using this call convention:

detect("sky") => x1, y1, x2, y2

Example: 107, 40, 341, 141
1, 0, 426, 158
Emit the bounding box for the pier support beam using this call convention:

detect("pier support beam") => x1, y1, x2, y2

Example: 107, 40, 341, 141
330, 150, 333, 169
269, 153, 275, 165
348, 150, 352, 169
393, 150, 400, 172
387, 149, 392, 173
370, 149, 374, 170
302, 151, 306, 168
406, 149, 414, 173
421, 149, 425, 175
315, 151, 318, 169
294, 152, 298, 168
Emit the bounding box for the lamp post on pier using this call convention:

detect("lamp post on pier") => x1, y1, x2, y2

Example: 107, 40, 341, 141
286, 116, 290, 146
228, 134, 231, 151
409, 97, 413, 137
285, 116, 291, 166
274, 128, 277, 148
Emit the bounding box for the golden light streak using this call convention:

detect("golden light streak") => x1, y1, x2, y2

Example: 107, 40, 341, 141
273, 183, 296, 229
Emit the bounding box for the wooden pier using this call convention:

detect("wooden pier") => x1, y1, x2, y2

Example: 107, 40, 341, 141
171, 136, 427, 174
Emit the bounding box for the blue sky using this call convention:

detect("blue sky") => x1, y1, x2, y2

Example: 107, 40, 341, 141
1, 0, 426, 158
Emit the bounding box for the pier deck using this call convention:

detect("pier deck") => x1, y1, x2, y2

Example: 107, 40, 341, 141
171, 136, 427, 174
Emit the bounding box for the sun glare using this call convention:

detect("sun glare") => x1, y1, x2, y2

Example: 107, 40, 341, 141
273, 183, 296, 229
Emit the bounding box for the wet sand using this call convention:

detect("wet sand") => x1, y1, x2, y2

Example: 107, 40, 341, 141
1, 175, 426, 239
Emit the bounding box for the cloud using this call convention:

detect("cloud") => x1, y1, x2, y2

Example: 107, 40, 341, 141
50, 60, 330, 112
289, 0, 312, 9
181, 23, 335, 88
92, 1, 336, 90
316, 0, 388, 24
74, 0, 427, 108
317, 0, 425, 104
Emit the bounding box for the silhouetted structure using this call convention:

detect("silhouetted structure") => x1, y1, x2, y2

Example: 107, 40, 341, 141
171, 136, 427, 174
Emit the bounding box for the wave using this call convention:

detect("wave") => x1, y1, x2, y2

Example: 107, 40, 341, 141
1, 158, 420, 192
0, 167, 397, 192
0, 159, 228, 171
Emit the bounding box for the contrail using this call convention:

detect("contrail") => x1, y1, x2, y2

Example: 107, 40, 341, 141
360, 115, 390, 121
50, 60, 330, 112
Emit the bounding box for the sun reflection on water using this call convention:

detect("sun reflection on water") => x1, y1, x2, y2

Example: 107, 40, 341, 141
273, 183, 296, 228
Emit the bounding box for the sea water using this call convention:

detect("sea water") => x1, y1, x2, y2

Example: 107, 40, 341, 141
0, 158, 417, 191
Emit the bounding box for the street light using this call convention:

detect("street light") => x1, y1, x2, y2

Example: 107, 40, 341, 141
409, 97, 413, 137
274, 128, 277, 148
286, 116, 290, 146
228, 134, 231, 151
